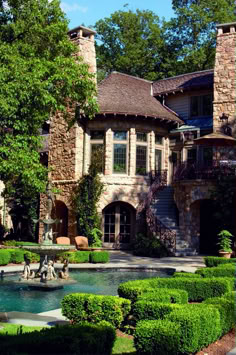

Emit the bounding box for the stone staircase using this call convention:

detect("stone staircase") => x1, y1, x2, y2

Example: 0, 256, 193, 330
151, 186, 197, 256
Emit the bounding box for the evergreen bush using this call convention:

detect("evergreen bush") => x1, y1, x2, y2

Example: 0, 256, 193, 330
196, 265, 236, 278
90, 251, 110, 263
204, 256, 236, 267
8, 249, 25, 264
133, 302, 181, 322
133, 233, 169, 257
0, 250, 11, 265
0, 322, 116, 355
57, 251, 90, 263
61, 293, 131, 328
173, 272, 201, 278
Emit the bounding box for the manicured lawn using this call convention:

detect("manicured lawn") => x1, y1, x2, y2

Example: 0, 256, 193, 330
0, 323, 46, 334
112, 336, 136, 354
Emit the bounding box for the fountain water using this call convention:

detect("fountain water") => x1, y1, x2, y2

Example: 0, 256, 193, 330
18, 182, 76, 290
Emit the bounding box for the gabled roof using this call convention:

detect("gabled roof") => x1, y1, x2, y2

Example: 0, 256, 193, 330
97, 72, 183, 123
153, 70, 214, 96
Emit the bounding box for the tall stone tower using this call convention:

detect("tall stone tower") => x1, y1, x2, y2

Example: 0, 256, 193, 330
213, 23, 236, 134
40, 26, 97, 241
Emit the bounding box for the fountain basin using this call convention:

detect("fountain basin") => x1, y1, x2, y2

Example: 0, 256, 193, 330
21, 244, 76, 258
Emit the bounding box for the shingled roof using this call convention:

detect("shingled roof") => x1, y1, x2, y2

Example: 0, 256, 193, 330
97, 72, 182, 123
153, 69, 214, 95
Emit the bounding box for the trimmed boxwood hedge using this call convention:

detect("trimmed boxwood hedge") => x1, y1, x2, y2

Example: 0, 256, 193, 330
134, 304, 221, 355
196, 265, 236, 278
133, 301, 182, 322
7, 249, 25, 264
90, 251, 110, 263
0, 321, 116, 355
118, 277, 234, 302
57, 251, 90, 263
0, 249, 11, 265
61, 293, 131, 328
203, 297, 235, 335
204, 256, 236, 267
173, 272, 201, 278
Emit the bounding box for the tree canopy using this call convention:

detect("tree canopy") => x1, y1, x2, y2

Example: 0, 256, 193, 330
95, 2, 236, 80
0, 0, 98, 196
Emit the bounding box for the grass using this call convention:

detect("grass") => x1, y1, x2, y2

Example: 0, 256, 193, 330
112, 336, 136, 355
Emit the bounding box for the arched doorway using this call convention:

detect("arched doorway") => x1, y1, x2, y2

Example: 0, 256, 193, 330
102, 202, 135, 248
52, 200, 68, 240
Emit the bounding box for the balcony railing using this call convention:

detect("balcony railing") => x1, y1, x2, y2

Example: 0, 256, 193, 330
173, 160, 236, 181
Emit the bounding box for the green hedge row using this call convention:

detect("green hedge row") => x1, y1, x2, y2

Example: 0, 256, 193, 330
173, 272, 201, 278
134, 304, 221, 355
196, 264, 236, 278
0, 249, 40, 265
204, 256, 236, 267
57, 251, 110, 264
0, 321, 116, 355
133, 302, 182, 322
118, 277, 234, 302
61, 293, 131, 328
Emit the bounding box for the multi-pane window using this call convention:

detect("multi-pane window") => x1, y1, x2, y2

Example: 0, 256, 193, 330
136, 132, 147, 175
155, 149, 162, 172
187, 148, 197, 163
104, 204, 132, 244
90, 130, 104, 173
113, 131, 127, 173
190, 94, 213, 117
155, 134, 163, 145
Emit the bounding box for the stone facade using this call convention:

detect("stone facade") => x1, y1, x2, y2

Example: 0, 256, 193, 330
213, 23, 236, 134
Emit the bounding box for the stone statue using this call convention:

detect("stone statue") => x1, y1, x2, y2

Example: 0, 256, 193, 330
22, 257, 35, 280
59, 259, 69, 279
46, 260, 57, 281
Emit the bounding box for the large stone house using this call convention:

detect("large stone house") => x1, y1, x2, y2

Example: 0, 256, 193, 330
40, 22, 236, 256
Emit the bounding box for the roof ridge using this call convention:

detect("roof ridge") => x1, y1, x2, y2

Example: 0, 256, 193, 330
154, 69, 214, 84
111, 71, 153, 84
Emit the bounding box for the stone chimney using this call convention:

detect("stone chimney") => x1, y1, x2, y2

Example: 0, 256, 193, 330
68, 26, 97, 79
213, 23, 236, 134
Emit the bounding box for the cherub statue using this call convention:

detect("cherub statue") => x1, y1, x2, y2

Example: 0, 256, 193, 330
59, 259, 69, 279
46, 260, 57, 281
22, 257, 35, 280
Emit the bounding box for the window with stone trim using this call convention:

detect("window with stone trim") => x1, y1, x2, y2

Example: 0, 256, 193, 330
136, 132, 147, 175
113, 131, 127, 173
90, 130, 104, 173
190, 94, 213, 117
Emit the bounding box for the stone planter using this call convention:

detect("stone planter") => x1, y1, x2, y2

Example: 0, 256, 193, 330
218, 251, 232, 258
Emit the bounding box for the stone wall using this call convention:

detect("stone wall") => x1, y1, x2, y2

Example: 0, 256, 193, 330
213, 23, 236, 134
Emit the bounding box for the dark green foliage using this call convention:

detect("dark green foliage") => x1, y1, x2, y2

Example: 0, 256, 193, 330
7, 249, 25, 264
196, 265, 236, 278
0, 322, 116, 355
134, 319, 181, 355
90, 251, 110, 263
166, 305, 221, 353
23, 251, 40, 263
72, 164, 104, 247
133, 233, 169, 258
3, 241, 39, 246
133, 302, 181, 322
57, 251, 90, 263
203, 297, 235, 335
0, 249, 11, 265
137, 289, 188, 305
61, 293, 131, 328
118, 277, 234, 302
173, 272, 201, 278
204, 256, 236, 267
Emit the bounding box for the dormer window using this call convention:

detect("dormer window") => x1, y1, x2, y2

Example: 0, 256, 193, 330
190, 94, 213, 117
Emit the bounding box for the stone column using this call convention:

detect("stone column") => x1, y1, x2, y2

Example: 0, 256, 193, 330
129, 128, 136, 176
149, 131, 155, 174
104, 128, 113, 175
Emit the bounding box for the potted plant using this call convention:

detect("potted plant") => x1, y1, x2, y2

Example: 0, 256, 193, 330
217, 230, 233, 258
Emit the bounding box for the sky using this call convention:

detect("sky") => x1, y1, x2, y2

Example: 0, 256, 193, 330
60, 0, 175, 30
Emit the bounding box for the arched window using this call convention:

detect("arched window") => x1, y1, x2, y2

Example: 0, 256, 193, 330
103, 202, 135, 246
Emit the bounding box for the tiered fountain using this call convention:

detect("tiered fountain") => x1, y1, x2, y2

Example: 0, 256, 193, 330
18, 182, 76, 290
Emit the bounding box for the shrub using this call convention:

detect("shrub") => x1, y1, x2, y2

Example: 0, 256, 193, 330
3, 241, 38, 247
133, 233, 169, 258
57, 251, 90, 263
166, 304, 221, 353
61, 293, 131, 328
0, 321, 116, 355
136, 288, 188, 305
90, 251, 109, 263
134, 319, 181, 355
0, 250, 11, 265
203, 297, 235, 335
196, 265, 236, 278
23, 251, 40, 263
8, 249, 25, 264
204, 256, 236, 267
173, 272, 201, 278
133, 302, 181, 322
118, 277, 234, 302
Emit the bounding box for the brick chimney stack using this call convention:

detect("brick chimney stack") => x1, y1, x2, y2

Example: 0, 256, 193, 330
213, 23, 236, 134
68, 26, 97, 80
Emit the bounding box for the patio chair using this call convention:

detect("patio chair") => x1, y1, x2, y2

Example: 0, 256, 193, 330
56, 236, 70, 245
75, 236, 88, 249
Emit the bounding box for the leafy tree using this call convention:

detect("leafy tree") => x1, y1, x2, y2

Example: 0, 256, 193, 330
94, 8, 175, 81
164, 0, 236, 74
0, 0, 98, 195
